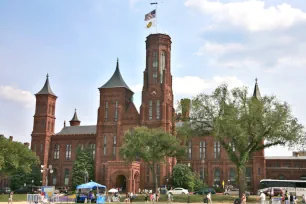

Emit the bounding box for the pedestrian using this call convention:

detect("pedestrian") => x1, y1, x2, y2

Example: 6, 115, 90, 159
130, 192, 133, 203
289, 193, 294, 204
241, 193, 246, 204
167, 193, 172, 204
302, 194, 306, 204
8, 191, 13, 204
259, 191, 266, 204
206, 192, 212, 204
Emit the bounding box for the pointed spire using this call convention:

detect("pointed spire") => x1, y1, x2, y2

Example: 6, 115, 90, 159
36, 74, 56, 96
253, 77, 261, 100
100, 58, 133, 92
69, 109, 81, 126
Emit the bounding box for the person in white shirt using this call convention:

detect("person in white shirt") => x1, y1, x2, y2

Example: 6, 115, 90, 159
206, 192, 212, 204
259, 191, 266, 204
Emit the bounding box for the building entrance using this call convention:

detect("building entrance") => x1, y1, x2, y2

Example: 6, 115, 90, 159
116, 175, 127, 192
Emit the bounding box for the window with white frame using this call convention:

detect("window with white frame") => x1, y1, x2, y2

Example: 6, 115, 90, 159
113, 136, 116, 156
199, 141, 206, 159
54, 144, 60, 160
66, 144, 72, 160
156, 100, 160, 119
103, 136, 107, 155
214, 141, 221, 159
149, 100, 152, 120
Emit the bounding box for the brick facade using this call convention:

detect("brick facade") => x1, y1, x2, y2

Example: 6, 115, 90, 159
29, 33, 305, 194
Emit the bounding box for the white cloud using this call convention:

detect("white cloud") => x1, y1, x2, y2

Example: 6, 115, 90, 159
0, 86, 35, 108
185, 0, 306, 31
131, 76, 243, 96
195, 41, 245, 56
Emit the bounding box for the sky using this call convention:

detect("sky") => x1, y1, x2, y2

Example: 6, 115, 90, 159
1, 0, 306, 156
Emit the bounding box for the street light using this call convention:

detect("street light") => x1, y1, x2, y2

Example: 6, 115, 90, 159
41, 165, 53, 186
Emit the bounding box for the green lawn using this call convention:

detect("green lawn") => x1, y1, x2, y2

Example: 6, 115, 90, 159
0, 193, 261, 203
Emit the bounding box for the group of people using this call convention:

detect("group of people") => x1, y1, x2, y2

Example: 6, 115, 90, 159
258, 190, 306, 204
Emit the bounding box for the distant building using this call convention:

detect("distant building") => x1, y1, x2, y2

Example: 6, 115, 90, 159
29, 33, 306, 194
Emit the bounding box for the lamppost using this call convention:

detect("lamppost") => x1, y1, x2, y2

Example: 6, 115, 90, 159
187, 163, 191, 203
41, 165, 53, 186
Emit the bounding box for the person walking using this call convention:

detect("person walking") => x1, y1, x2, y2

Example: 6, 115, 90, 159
206, 192, 212, 204
241, 193, 247, 204
259, 191, 266, 204
167, 193, 173, 204
302, 194, 306, 204
8, 192, 13, 204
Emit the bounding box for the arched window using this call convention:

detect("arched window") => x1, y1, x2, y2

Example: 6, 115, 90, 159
229, 168, 236, 186
160, 51, 166, 83
152, 52, 158, 83
214, 168, 221, 186
52, 169, 57, 186
64, 169, 69, 186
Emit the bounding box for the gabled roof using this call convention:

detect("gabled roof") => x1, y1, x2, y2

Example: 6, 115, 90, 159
70, 109, 80, 122
36, 74, 57, 96
253, 78, 261, 100
100, 59, 133, 92
56, 125, 96, 135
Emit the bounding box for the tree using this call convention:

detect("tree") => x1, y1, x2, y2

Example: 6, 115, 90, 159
120, 126, 185, 193
72, 147, 95, 189
171, 164, 195, 191
178, 84, 305, 196
10, 165, 41, 190
0, 136, 39, 181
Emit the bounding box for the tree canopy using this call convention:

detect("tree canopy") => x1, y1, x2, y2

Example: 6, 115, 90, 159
0, 136, 39, 181
72, 147, 95, 189
120, 126, 185, 192
177, 84, 305, 195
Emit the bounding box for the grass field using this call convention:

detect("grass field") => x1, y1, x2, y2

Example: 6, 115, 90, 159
0, 193, 262, 203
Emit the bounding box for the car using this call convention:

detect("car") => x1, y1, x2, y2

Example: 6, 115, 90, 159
224, 188, 250, 196
167, 187, 189, 195
193, 188, 216, 195
0, 187, 11, 194
13, 187, 32, 194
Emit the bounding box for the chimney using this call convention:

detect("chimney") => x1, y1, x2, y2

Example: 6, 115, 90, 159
180, 98, 191, 120
9, 136, 13, 141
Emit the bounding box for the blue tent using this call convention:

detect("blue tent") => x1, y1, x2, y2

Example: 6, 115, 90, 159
76, 181, 106, 190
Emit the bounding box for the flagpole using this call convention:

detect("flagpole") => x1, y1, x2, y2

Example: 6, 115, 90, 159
150, 2, 158, 33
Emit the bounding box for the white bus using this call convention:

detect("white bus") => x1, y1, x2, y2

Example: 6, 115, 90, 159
258, 179, 306, 196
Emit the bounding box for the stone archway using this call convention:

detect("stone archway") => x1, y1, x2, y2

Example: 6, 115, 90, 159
115, 175, 127, 192
133, 171, 140, 194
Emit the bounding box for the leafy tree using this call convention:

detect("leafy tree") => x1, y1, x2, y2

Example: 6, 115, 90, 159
193, 172, 207, 192
72, 147, 95, 189
120, 126, 185, 193
178, 84, 305, 196
171, 164, 195, 191
10, 165, 41, 190
0, 136, 39, 181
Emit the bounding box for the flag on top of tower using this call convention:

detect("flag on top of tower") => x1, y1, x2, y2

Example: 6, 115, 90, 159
145, 9, 156, 21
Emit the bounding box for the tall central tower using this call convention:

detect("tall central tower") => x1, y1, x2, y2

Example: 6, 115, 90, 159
140, 34, 175, 134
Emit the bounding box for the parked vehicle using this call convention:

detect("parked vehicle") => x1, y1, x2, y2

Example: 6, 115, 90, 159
193, 188, 216, 195
13, 187, 33, 194
224, 188, 250, 196
167, 187, 189, 195
0, 187, 11, 194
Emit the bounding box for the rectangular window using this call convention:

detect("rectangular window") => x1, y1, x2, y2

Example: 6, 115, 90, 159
156, 100, 160, 119
214, 141, 221, 159
199, 141, 206, 159
103, 136, 107, 155
146, 166, 150, 183
64, 169, 69, 186
156, 164, 160, 185
115, 101, 118, 121
54, 144, 60, 160
89, 144, 96, 159
152, 52, 158, 83
105, 101, 108, 121
200, 167, 204, 180
188, 141, 192, 159
66, 144, 72, 160
160, 52, 165, 83
229, 142, 236, 152
149, 100, 152, 120
258, 168, 261, 175
40, 144, 43, 152
113, 136, 116, 156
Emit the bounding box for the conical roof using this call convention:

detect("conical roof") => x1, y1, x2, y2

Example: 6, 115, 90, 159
253, 78, 261, 100
36, 74, 56, 96
70, 109, 80, 122
100, 59, 133, 92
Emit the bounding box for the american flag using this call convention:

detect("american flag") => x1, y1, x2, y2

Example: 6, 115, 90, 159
145, 9, 156, 21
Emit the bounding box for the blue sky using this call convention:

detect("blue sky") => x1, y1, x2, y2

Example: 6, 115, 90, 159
1, 0, 306, 156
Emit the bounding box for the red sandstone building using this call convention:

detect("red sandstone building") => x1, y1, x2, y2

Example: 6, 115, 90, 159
28, 33, 306, 193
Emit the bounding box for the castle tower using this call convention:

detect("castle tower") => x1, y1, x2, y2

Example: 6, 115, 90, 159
95, 59, 135, 184
69, 109, 81, 126
140, 33, 176, 188
140, 34, 175, 134
31, 74, 57, 186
